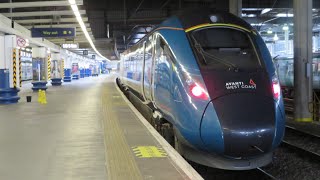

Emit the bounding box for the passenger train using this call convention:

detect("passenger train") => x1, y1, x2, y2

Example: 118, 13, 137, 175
117, 9, 286, 170
274, 53, 320, 96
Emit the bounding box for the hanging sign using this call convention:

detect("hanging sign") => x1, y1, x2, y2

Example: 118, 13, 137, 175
31, 28, 76, 38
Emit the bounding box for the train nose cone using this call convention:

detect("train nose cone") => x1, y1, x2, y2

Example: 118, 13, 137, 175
200, 93, 276, 157
213, 93, 275, 157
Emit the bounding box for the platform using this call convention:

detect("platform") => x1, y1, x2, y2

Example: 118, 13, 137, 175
0, 75, 201, 180
286, 119, 320, 137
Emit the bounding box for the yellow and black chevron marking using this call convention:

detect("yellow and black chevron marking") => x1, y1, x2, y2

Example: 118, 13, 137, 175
19, 49, 22, 87
47, 55, 51, 80
62, 59, 65, 77
132, 146, 167, 158
12, 49, 17, 88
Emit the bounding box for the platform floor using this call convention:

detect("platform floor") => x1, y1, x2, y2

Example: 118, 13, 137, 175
0, 75, 198, 180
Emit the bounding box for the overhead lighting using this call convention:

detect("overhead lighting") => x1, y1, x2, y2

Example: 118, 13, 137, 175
267, 29, 273, 34
273, 34, 279, 41
276, 13, 294, 17
261, 8, 272, 15
283, 24, 289, 31
68, 1, 110, 61
68, 0, 76, 5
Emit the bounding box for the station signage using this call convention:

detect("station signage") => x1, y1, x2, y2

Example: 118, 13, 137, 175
83, 50, 88, 55
62, 43, 79, 49
31, 28, 76, 38
92, 55, 96, 59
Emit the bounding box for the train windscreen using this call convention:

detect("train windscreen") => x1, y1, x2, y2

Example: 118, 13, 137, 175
191, 28, 262, 71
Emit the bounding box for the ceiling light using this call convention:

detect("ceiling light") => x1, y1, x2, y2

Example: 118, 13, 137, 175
276, 13, 294, 17
267, 29, 273, 34
273, 34, 279, 41
261, 8, 272, 15
68, 1, 110, 61
283, 25, 289, 31
68, 0, 76, 5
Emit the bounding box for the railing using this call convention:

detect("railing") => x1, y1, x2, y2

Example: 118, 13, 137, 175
312, 91, 320, 121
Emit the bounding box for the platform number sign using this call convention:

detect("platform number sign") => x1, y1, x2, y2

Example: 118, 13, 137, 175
92, 55, 96, 59
83, 50, 88, 55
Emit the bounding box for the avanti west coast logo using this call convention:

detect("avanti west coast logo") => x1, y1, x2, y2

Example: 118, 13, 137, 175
225, 79, 256, 90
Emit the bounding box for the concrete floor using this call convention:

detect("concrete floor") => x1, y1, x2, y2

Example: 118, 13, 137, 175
0, 75, 191, 180
0, 77, 107, 180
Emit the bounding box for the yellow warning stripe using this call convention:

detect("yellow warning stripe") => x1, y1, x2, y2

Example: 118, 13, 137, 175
12, 48, 17, 88
47, 55, 51, 80
62, 59, 65, 77
19, 49, 22, 87
295, 118, 313, 122
185, 23, 253, 33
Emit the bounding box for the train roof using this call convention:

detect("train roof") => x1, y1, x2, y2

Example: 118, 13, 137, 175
160, 8, 254, 31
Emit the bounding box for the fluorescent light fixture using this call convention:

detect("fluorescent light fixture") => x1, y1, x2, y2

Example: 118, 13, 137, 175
68, 1, 110, 61
261, 8, 272, 15
267, 29, 273, 34
283, 25, 289, 31
276, 13, 294, 17
68, 0, 76, 5
273, 34, 279, 41
247, 14, 256, 17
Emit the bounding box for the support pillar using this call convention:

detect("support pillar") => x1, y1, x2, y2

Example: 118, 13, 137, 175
31, 47, 48, 91
50, 53, 63, 86
0, 35, 20, 104
63, 55, 72, 82
229, 0, 242, 17
293, 0, 313, 122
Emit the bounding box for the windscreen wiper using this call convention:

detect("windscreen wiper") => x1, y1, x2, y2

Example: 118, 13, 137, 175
191, 36, 239, 72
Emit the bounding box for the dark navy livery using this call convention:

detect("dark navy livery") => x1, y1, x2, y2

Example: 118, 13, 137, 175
118, 9, 285, 170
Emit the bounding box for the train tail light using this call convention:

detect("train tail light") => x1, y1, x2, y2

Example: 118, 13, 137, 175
272, 76, 281, 100
189, 83, 209, 100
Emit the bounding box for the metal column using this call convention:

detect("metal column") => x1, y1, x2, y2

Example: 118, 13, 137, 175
229, 0, 242, 17
293, 0, 313, 122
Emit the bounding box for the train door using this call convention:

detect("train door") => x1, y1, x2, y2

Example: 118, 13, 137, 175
142, 35, 154, 102
153, 34, 174, 115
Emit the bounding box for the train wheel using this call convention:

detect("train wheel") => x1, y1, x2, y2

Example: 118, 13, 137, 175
161, 123, 174, 146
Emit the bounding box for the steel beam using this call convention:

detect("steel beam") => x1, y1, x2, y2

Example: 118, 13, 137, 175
0, 0, 83, 9
229, 0, 242, 17
24, 23, 90, 29
15, 17, 88, 24
293, 0, 313, 122
2, 10, 86, 18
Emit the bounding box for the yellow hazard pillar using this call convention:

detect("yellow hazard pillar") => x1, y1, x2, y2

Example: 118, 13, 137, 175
31, 47, 49, 92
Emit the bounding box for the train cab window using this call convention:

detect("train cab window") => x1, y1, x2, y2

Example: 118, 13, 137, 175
191, 28, 262, 71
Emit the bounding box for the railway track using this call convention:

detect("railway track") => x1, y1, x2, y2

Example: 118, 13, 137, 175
283, 126, 320, 161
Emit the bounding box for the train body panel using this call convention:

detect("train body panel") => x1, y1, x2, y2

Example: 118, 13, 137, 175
118, 9, 286, 170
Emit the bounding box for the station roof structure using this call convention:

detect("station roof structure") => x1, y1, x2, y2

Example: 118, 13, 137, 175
0, 0, 319, 60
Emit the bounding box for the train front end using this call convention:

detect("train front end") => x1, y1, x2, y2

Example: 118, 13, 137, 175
179, 12, 286, 170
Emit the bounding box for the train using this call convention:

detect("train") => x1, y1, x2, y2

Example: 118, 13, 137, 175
117, 9, 286, 170
274, 53, 320, 96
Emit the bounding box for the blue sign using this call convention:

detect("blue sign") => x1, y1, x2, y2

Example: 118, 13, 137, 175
31, 28, 76, 38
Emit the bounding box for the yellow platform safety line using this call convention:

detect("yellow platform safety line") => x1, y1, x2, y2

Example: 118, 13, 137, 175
47, 55, 51, 80
132, 146, 167, 158
37, 90, 47, 104
295, 118, 313, 122
185, 23, 256, 35
12, 48, 17, 88
61, 59, 65, 77
18, 49, 22, 87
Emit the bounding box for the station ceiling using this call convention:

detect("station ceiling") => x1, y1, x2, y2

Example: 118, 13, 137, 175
0, 0, 319, 60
